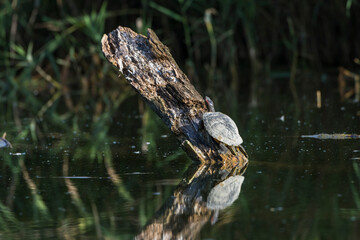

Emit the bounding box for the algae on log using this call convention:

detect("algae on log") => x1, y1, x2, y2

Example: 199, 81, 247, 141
101, 26, 248, 167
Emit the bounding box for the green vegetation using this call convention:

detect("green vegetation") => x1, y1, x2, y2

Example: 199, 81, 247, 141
0, 0, 359, 239
1, 1, 359, 120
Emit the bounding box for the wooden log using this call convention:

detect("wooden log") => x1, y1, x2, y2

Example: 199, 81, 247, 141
101, 26, 248, 167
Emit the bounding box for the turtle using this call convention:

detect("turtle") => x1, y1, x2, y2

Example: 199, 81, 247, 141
203, 96, 243, 148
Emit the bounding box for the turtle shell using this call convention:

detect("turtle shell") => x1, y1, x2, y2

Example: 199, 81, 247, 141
203, 112, 243, 146
206, 175, 245, 210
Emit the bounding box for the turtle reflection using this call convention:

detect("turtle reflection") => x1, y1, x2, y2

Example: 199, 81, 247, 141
206, 175, 245, 210
136, 163, 247, 239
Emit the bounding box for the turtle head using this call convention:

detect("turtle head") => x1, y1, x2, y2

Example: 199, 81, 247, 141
205, 96, 215, 112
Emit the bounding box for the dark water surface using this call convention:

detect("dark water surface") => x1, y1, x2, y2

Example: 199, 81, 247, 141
0, 92, 359, 239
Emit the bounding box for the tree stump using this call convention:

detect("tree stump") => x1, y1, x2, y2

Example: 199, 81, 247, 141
101, 26, 248, 167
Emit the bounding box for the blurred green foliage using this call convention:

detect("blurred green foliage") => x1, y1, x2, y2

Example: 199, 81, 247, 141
1, 0, 359, 119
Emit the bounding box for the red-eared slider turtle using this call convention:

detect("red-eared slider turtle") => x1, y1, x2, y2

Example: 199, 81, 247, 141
203, 96, 243, 146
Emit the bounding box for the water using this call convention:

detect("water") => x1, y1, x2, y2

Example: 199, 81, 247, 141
0, 92, 359, 239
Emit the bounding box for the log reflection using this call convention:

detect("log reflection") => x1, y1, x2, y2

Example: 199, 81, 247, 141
136, 162, 247, 240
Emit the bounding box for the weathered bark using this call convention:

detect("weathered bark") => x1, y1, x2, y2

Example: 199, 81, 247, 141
101, 26, 248, 166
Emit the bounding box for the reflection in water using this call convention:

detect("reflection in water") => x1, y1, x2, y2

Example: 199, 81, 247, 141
300, 133, 360, 139
136, 163, 246, 240
20, 157, 50, 220
62, 154, 88, 217
0, 89, 359, 239
207, 175, 244, 210
207, 175, 245, 225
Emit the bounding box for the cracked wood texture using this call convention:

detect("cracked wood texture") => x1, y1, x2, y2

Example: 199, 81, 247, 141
101, 26, 248, 167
